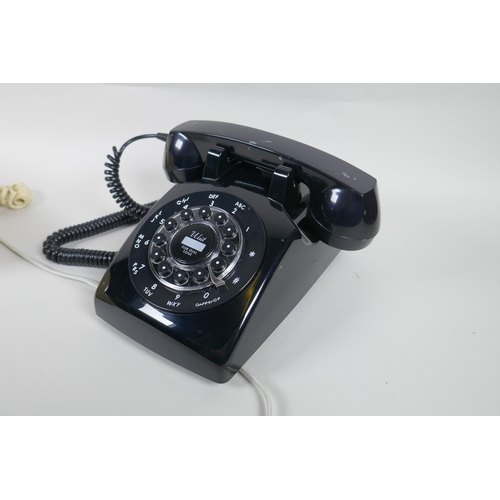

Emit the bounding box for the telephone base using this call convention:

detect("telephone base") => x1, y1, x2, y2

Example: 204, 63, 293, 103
95, 183, 340, 383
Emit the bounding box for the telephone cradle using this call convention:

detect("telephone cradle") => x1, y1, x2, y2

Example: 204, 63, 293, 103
92, 121, 380, 383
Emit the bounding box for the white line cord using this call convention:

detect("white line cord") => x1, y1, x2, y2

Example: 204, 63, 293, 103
0, 237, 99, 288
239, 367, 273, 416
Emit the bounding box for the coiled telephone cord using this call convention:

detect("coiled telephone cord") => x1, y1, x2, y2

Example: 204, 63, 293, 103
43, 134, 162, 267
0, 182, 32, 209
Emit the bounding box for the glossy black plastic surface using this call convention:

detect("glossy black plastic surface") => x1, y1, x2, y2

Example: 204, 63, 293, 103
165, 130, 204, 182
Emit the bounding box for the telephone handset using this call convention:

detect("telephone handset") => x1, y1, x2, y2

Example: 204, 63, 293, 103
93, 121, 380, 383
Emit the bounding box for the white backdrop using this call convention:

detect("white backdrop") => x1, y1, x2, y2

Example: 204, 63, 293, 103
1, 83, 499, 415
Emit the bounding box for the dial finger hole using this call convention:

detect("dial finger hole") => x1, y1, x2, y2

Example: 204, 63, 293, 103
193, 268, 209, 284
221, 241, 237, 257
173, 269, 189, 285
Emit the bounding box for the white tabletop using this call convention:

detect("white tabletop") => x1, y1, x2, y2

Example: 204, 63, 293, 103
1, 83, 499, 415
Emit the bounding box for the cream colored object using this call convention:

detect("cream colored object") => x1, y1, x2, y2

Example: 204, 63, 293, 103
0, 183, 32, 209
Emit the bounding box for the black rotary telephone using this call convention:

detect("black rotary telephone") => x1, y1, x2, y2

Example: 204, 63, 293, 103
44, 121, 380, 383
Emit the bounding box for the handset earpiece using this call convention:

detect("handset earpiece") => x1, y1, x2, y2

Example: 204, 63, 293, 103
163, 131, 204, 183
305, 181, 379, 251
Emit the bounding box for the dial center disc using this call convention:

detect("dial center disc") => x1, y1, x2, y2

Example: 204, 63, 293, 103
170, 223, 217, 265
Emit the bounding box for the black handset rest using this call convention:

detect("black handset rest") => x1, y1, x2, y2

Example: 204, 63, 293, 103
164, 121, 380, 250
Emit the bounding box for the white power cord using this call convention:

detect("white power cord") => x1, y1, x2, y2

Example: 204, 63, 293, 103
239, 367, 273, 416
1, 182, 98, 287
0, 237, 99, 288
